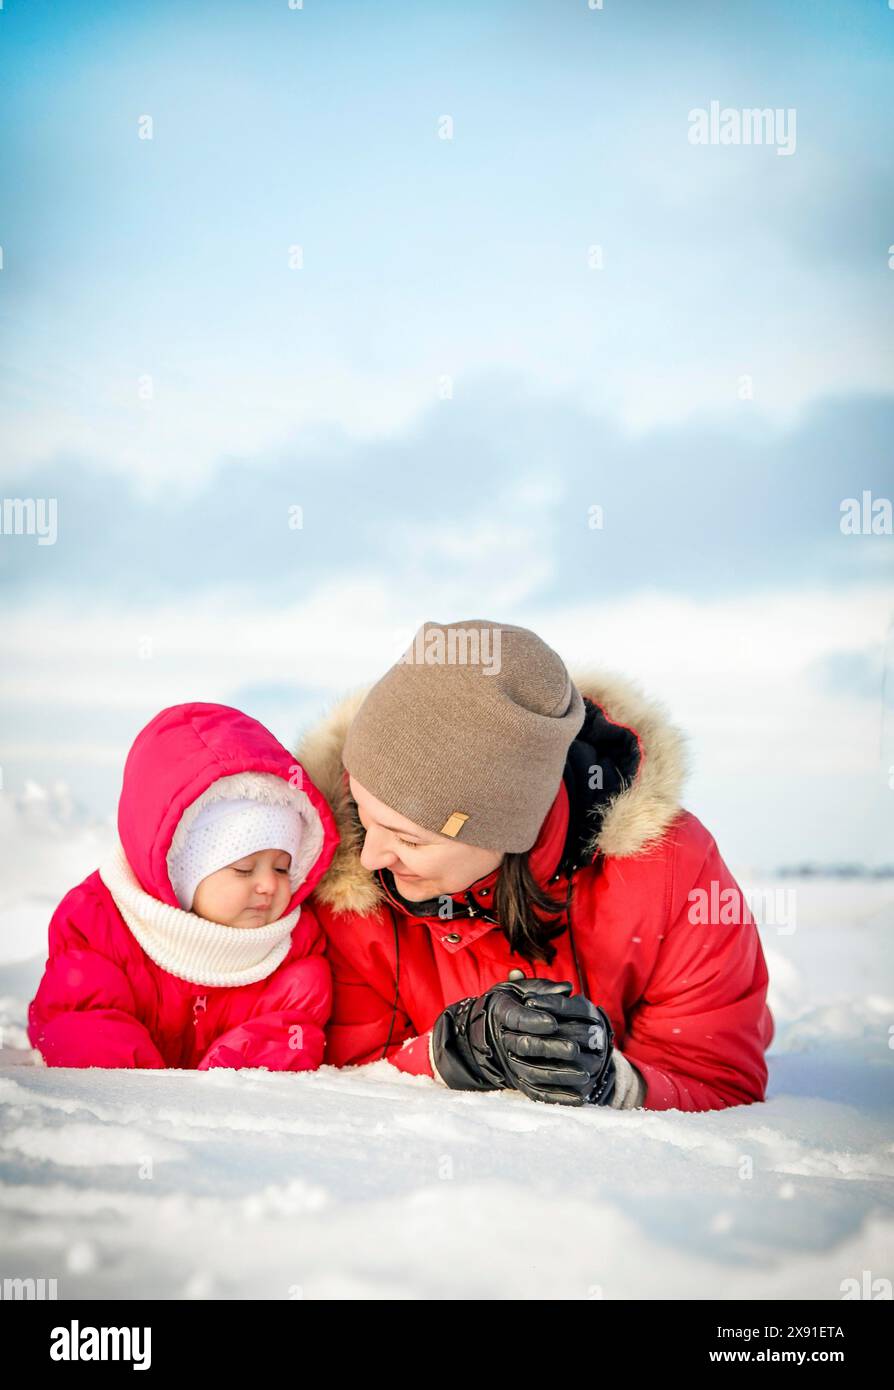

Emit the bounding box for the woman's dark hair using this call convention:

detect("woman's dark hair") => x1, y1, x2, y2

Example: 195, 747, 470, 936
493, 850, 573, 965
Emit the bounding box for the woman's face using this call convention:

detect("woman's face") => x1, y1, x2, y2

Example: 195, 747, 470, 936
350, 775, 503, 900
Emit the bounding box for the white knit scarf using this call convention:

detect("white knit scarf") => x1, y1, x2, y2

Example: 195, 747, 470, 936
99, 841, 300, 987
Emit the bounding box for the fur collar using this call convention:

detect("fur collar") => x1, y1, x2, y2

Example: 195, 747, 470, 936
294, 668, 690, 917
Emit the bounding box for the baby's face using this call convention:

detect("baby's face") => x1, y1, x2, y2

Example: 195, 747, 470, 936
191, 848, 293, 927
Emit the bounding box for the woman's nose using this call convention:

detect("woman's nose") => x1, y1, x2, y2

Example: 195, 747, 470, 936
359, 829, 396, 872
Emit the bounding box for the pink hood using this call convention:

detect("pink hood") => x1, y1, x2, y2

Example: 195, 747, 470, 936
117, 702, 339, 910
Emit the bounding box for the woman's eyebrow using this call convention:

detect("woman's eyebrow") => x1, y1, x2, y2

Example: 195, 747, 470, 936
377, 821, 430, 841
353, 798, 432, 841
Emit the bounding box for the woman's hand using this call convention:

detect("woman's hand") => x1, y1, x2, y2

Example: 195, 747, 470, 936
505, 982, 617, 1106
431, 977, 616, 1106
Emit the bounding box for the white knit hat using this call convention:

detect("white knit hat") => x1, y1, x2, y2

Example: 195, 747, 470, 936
168, 792, 305, 912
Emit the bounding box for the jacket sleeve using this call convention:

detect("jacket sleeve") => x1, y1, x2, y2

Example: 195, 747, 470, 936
322, 976, 647, 1099
28, 893, 166, 1069
197, 910, 332, 1072
620, 824, 774, 1112
322, 947, 649, 1100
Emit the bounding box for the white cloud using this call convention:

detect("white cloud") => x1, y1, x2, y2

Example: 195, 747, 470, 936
3, 579, 891, 788
522, 585, 894, 779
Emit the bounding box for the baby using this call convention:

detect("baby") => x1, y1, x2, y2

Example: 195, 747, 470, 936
28, 701, 339, 1071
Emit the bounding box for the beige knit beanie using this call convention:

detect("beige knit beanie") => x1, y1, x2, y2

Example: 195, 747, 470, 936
341, 619, 586, 852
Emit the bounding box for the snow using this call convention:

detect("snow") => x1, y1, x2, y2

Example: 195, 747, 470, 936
1, 786, 892, 1299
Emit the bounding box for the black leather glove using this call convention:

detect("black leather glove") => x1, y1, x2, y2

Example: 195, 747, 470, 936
507, 983, 617, 1107
431, 977, 616, 1107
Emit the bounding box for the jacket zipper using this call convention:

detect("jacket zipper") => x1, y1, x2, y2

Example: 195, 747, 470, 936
191, 994, 208, 1060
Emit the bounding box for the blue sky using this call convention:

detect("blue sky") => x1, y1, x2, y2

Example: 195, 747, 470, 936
1, 0, 893, 868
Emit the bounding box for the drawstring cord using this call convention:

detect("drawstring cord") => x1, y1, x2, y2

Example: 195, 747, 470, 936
565, 852, 605, 999
382, 904, 401, 1059
566, 877, 586, 997
379, 880, 496, 1061
378, 857, 604, 1059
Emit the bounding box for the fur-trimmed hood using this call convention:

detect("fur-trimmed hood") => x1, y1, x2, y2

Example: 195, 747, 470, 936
295, 669, 691, 918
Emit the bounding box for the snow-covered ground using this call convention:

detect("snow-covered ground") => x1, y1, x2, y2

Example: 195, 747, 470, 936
1, 784, 892, 1299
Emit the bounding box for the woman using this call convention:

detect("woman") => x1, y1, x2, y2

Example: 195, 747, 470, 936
296, 619, 774, 1112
